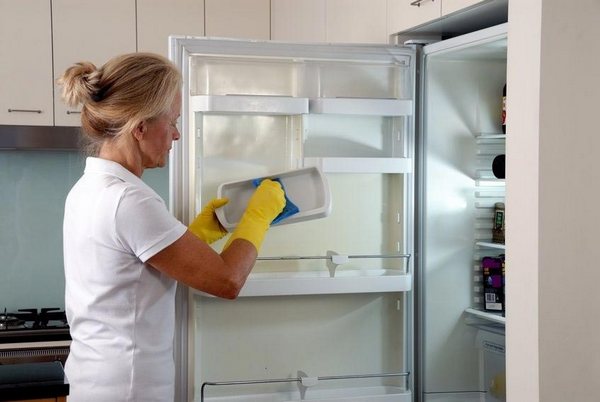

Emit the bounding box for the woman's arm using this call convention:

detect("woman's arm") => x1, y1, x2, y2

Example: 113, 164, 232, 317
147, 179, 285, 299
147, 232, 256, 299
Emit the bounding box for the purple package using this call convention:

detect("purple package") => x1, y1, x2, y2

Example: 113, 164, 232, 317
482, 256, 505, 312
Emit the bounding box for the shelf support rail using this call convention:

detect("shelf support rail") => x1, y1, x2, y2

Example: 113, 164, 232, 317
256, 252, 412, 277
200, 371, 411, 402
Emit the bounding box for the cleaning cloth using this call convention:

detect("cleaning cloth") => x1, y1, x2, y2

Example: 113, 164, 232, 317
252, 177, 300, 225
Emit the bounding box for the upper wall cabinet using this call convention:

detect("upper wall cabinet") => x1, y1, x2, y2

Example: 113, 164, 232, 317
441, 0, 485, 16
387, 0, 441, 36
271, 0, 388, 44
0, 0, 54, 126
205, 0, 270, 40
271, 0, 326, 42
137, 0, 205, 56
52, 0, 137, 127
327, 0, 388, 43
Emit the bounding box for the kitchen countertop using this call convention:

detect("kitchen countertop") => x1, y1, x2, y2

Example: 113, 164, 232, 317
0, 361, 69, 401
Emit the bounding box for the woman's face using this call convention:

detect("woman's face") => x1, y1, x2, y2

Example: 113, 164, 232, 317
139, 93, 182, 169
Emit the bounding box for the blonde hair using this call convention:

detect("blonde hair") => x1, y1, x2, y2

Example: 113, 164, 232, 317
58, 53, 182, 155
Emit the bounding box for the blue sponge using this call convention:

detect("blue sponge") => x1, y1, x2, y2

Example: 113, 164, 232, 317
252, 177, 300, 224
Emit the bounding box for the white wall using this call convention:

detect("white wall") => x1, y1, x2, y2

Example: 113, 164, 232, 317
507, 1, 600, 401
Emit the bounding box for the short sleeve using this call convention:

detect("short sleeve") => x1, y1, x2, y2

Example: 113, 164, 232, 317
115, 185, 187, 262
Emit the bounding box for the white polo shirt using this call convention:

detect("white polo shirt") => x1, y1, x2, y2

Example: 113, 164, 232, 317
63, 157, 187, 402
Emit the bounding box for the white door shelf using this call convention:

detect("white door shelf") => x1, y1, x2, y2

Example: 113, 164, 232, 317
191, 95, 309, 115
243, 270, 411, 297
200, 386, 411, 402
309, 98, 413, 116
304, 157, 412, 174
198, 270, 412, 298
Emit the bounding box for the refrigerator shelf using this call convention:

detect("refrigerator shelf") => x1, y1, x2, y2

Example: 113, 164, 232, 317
304, 157, 412, 174
190, 95, 413, 117
475, 178, 505, 187
197, 270, 412, 297
465, 308, 506, 325
191, 95, 309, 115
309, 98, 413, 116
200, 372, 410, 402
199, 386, 411, 402
476, 241, 505, 250
476, 133, 506, 140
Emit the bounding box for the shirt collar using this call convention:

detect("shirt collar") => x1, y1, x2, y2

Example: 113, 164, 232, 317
84, 157, 149, 189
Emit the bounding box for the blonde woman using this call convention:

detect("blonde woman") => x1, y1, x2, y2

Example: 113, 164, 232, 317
59, 53, 285, 402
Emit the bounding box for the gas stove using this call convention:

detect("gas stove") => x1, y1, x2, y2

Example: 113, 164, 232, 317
0, 308, 71, 344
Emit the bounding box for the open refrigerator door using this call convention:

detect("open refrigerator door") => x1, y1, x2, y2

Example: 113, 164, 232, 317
169, 38, 415, 402
416, 24, 507, 401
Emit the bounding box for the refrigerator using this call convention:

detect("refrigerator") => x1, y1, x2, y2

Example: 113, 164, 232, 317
168, 22, 507, 402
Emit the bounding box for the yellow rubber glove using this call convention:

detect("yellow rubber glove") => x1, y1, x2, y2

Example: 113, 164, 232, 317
188, 198, 229, 244
224, 179, 285, 252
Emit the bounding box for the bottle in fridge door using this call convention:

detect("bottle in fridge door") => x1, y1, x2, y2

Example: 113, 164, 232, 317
170, 37, 415, 402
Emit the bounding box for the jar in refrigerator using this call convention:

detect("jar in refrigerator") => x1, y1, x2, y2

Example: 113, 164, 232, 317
492, 202, 505, 244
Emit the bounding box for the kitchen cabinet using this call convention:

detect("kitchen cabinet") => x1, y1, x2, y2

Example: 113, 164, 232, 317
442, 0, 486, 16
205, 0, 270, 40
387, 0, 441, 35
271, 0, 326, 42
272, 0, 388, 44
387, 0, 495, 36
51, 0, 136, 127
326, 0, 388, 43
136, 0, 205, 56
0, 0, 54, 126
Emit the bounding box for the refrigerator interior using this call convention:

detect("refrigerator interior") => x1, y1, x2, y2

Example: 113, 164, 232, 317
175, 39, 416, 401
420, 26, 507, 401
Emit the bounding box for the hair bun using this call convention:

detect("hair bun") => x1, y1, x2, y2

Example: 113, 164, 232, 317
58, 61, 101, 107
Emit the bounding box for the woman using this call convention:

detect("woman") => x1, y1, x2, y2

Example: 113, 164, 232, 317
59, 53, 285, 402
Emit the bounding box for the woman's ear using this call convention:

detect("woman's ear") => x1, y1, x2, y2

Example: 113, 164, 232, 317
133, 120, 146, 141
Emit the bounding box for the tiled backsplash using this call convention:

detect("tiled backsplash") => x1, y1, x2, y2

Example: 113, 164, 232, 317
0, 151, 169, 312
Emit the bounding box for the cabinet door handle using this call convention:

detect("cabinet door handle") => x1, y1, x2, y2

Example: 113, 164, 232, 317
8, 108, 42, 114
410, 0, 434, 7
66, 110, 81, 115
